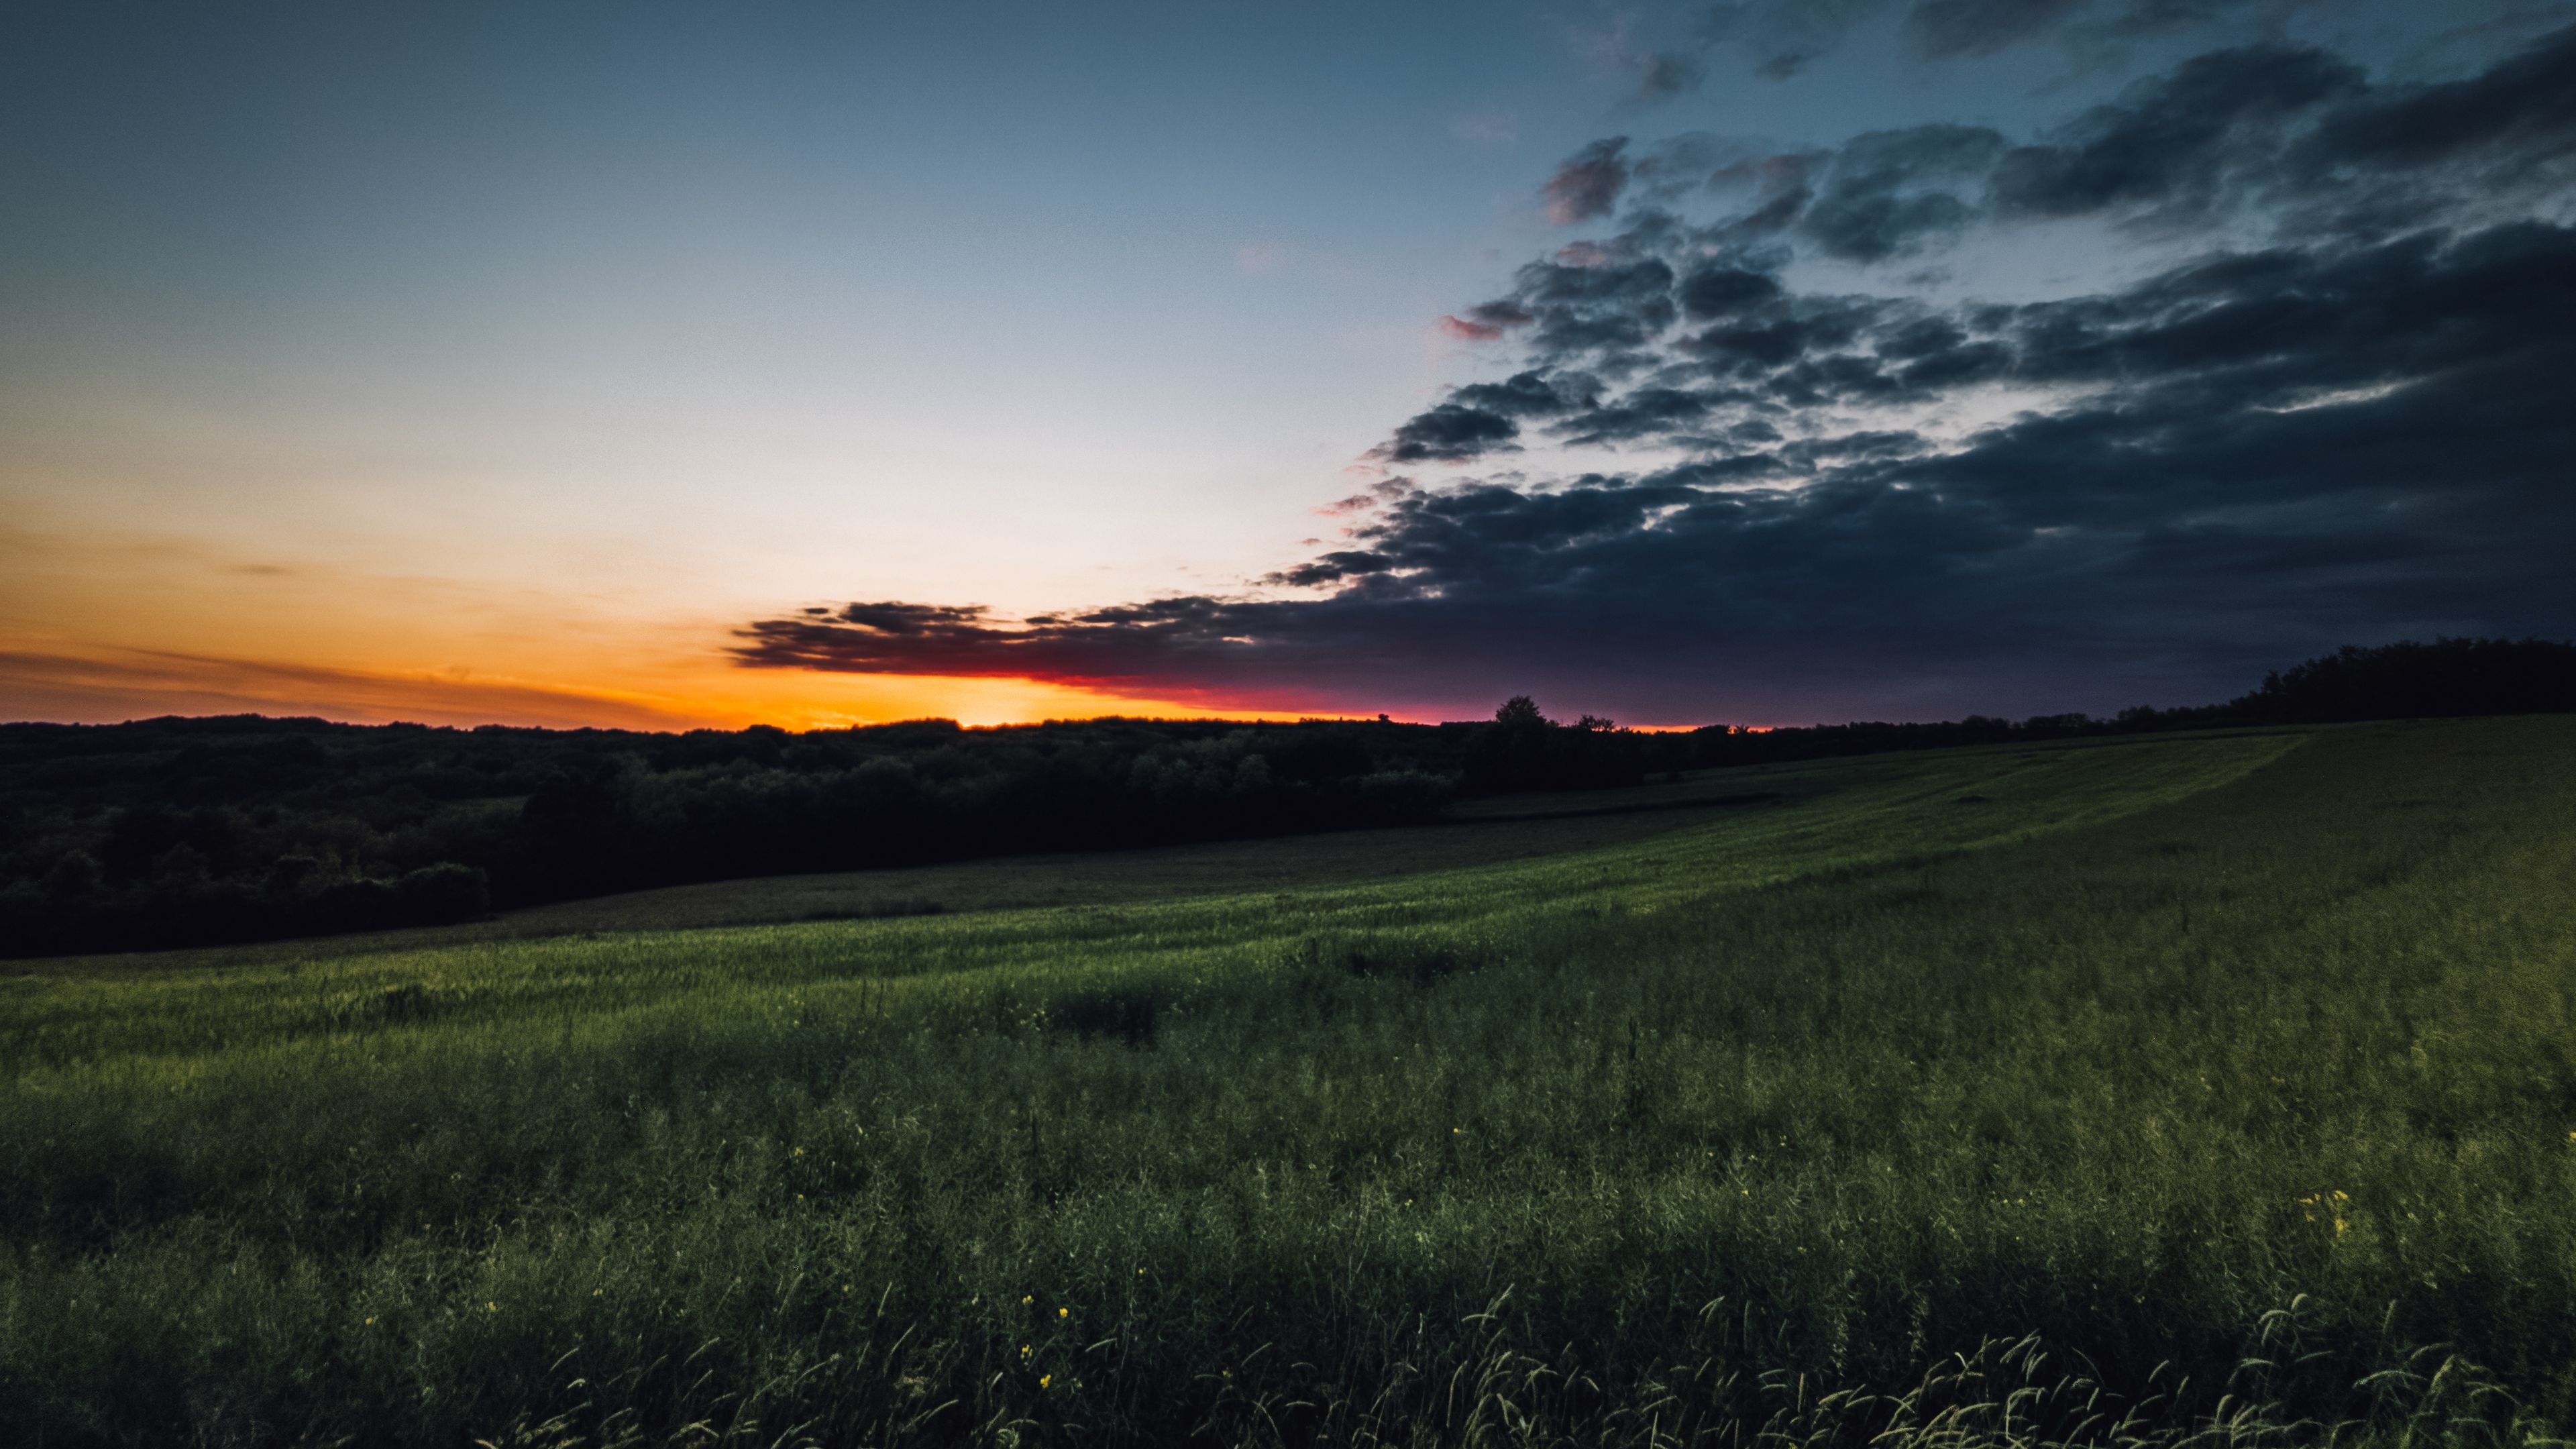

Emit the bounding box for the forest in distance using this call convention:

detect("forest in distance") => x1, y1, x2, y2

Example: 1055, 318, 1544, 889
4, 635, 2571, 957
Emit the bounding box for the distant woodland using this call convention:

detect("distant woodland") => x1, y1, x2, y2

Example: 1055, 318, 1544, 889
4, 636, 2570, 956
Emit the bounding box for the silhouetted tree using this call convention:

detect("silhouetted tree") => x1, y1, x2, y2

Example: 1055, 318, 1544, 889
2233, 638, 2576, 722
1466, 697, 1644, 793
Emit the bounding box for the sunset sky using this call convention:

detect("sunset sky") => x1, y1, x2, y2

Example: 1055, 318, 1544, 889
6, 0, 2571, 731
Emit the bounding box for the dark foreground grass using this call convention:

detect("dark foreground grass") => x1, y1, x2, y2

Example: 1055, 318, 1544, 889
3, 720, 2573, 1446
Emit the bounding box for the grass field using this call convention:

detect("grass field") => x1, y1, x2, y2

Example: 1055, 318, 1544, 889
20, 763, 1796, 970
4, 718, 2573, 1446
341, 777, 1794, 947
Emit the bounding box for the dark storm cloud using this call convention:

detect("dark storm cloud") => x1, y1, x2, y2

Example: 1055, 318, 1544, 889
1946, 24, 2576, 235
1373, 403, 1523, 464
1685, 317, 1808, 370
1550, 386, 1735, 445
1677, 266, 1785, 319
1889, 336, 2014, 389
1265, 551, 1395, 588
1799, 123, 2007, 260
818, 601, 996, 635
1988, 44, 2363, 221
1449, 369, 1605, 418
1379, 23, 2576, 468
2296, 21, 2576, 173
1508, 256, 1682, 368
1674, 15, 2576, 237
1605, 40, 2390, 250
739, 25, 2576, 722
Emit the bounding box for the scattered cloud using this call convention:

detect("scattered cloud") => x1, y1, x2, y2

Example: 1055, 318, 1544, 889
1571, 9, 1708, 101
1542, 138, 1633, 224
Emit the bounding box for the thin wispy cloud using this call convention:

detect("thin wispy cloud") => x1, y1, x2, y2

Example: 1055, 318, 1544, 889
1570, 7, 1707, 101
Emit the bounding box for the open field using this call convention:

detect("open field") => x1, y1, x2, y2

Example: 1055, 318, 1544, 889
3, 729, 2255, 983
5, 718, 2575, 1446
280, 779, 1794, 953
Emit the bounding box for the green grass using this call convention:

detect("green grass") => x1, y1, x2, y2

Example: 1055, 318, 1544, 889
86, 772, 1796, 959
5, 719, 2574, 1446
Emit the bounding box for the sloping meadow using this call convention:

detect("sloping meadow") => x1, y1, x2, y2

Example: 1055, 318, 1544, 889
6, 720, 2575, 1446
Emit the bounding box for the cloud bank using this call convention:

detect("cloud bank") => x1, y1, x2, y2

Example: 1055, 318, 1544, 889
737, 23, 2576, 724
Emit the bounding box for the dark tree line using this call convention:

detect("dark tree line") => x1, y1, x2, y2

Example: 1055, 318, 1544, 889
1650, 636, 2576, 772
0, 716, 1458, 956
2235, 637, 2576, 722
3, 636, 2567, 956
1461, 696, 1650, 793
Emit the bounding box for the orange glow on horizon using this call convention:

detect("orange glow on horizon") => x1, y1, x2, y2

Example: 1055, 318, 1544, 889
0, 521, 1622, 735
0, 523, 1313, 733
0, 644, 1312, 733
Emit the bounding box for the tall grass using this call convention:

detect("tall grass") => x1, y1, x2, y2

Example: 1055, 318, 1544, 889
3, 719, 2573, 1446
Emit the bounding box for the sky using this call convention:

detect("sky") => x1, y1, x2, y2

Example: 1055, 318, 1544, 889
4, 0, 2571, 731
